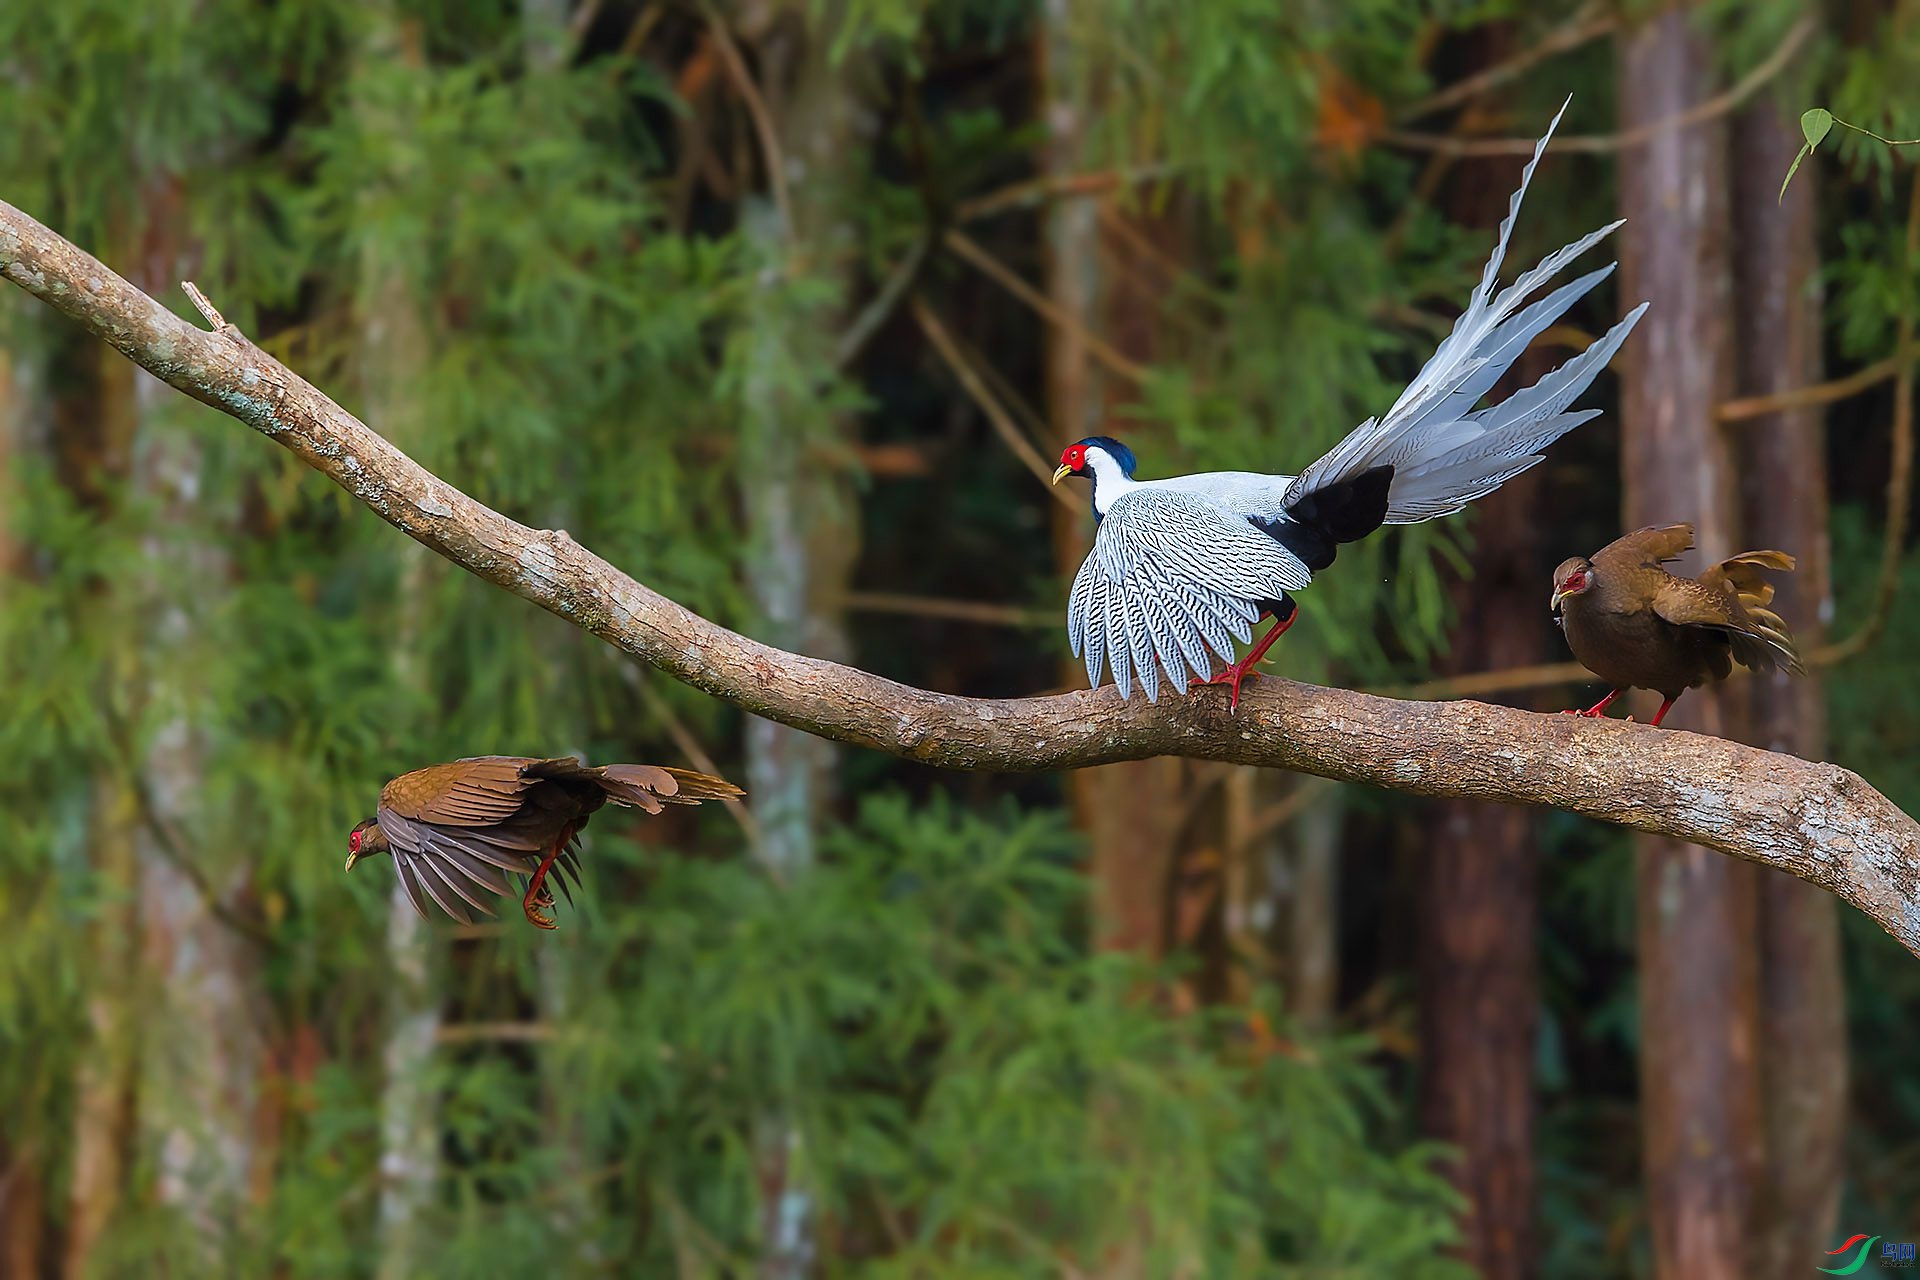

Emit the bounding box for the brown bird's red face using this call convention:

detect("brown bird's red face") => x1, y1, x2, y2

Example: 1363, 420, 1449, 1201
1550, 558, 1595, 612
345, 818, 388, 873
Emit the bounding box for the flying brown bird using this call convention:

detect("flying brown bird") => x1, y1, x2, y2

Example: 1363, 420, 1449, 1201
1550, 523, 1804, 727
346, 756, 743, 929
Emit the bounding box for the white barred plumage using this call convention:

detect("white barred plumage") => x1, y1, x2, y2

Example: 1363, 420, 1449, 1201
1053, 100, 1648, 706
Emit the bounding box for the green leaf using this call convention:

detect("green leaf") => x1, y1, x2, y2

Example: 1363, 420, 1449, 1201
1779, 141, 1813, 203
1802, 107, 1834, 149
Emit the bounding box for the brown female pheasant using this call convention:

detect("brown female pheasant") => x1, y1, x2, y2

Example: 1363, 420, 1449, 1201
1550, 523, 1804, 727
346, 756, 742, 928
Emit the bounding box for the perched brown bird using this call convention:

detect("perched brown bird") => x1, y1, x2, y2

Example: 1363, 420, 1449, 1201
1550, 523, 1804, 727
346, 756, 742, 929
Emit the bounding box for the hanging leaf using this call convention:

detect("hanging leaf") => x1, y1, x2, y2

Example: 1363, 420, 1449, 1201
1779, 142, 1813, 203
1802, 107, 1835, 149
1781, 108, 1835, 202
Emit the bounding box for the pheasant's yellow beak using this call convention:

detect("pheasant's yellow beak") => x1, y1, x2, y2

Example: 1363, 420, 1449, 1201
1051, 464, 1072, 485
1550, 588, 1566, 612
344, 850, 360, 874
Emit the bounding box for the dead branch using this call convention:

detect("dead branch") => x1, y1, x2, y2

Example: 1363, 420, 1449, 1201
954, 164, 1180, 223
1394, 3, 1617, 123
911, 295, 1078, 506
5, 197, 1920, 957
1718, 340, 1920, 422
1383, 15, 1814, 157
841, 590, 1055, 629
704, 7, 791, 234
942, 229, 1149, 383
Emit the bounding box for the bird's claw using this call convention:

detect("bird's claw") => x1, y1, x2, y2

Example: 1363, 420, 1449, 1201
523, 895, 559, 930
1191, 667, 1257, 711
522, 869, 560, 930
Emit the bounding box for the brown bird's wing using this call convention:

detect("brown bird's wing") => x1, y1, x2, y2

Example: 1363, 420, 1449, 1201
1591, 523, 1696, 575
379, 757, 540, 827
1649, 575, 1805, 676
375, 802, 537, 925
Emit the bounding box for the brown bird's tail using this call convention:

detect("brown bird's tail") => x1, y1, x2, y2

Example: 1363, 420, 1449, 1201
595, 763, 744, 811
1702, 550, 1805, 675
657, 767, 747, 802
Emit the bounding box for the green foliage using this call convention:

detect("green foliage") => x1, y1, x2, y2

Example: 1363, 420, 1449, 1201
396, 794, 1468, 1277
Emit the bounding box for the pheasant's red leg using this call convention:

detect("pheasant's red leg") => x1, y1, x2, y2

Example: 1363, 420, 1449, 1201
1649, 694, 1679, 728
1561, 688, 1623, 718
522, 823, 577, 930
1190, 605, 1300, 710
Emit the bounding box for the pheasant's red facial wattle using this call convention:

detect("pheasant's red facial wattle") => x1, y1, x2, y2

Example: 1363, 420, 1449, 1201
1560, 569, 1589, 596
349, 828, 362, 855
1052, 443, 1089, 486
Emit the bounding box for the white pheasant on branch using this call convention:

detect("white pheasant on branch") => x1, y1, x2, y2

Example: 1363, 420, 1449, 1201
1052, 102, 1648, 708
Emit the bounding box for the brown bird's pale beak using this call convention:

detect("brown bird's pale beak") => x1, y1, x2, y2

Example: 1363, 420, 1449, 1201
344, 850, 360, 874
1051, 464, 1072, 485
1550, 587, 1566, 613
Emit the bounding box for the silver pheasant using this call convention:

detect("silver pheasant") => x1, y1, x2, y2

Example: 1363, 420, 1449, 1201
1052, 102, 1647, 707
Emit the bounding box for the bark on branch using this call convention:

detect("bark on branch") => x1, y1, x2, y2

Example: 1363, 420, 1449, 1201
5, 196, 1920, 955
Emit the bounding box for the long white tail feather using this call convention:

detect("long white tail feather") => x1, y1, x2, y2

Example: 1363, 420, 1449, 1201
1420, 263, 1616, 425
1285, 97, 1644, 529
1463, 303, 1647, 443
1376, 301, 1645, 527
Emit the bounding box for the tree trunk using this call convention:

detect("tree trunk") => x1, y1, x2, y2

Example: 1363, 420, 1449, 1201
1416, 101, 1548, 1275
0, 342, 45, 1280
1617, 13, 1762, 1277
1732, 97, 1846, 1280
57, 329, 142, 1280
119, 175, 273, 1260
1283, 798, 1343, 1025
1419, 792, 1538, 1280
1040, 0, 1189, 958
353, 17, 443, 1278
736, 15, 868, 1276
1419, 463, 1543, 1280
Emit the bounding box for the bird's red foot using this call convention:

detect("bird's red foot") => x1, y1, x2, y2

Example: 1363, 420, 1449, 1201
1189, 605, 1299, 711
521, 835, 569, 930
1561, 689, 1623, 719
1190, 663, 1259, 711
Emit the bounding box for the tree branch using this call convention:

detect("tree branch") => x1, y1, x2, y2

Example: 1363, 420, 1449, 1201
1393, 3, 1617, 124
6, 196, 1920, 956
1383, 15, 1814, 157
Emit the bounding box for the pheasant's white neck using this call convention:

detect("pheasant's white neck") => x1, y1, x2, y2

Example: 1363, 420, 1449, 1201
1085, 448, 1138, 516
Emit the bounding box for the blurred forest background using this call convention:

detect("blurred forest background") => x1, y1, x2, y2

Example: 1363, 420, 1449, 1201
2, 0, 1918, 1276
